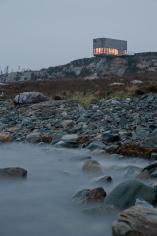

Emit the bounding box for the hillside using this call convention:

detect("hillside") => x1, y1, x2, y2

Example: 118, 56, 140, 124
1, 52, 157, 82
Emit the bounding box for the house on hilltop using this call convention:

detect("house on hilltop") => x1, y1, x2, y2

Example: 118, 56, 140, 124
93, 38, 127, 56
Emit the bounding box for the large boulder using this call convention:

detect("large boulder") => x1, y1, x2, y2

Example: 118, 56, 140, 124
0, 167, 27, 178
104, 179, 156, 209
14, 92, 48, 105
112, 206, 157, 236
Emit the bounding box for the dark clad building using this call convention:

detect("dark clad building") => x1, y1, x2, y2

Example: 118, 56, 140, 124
93, 38, 127, 56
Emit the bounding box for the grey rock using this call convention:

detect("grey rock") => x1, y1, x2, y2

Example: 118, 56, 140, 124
26, 131, 42, 143
86, 141, 107, 151
61, 134, 79, 143
57, 141, 79, 148
105, 144, 119, 153
14, 92, 48, 105
102, 131, 120, 143
61, 120, 75, 128
112, 206, 157, 236
151, 153, 157, 160
54, 141, 65, 147
73, 187, 106, 204
131, 79, 143, 85
150, 171, 157, 178
135, 198, 154, 208
138, 161, 157, 179
0, 167, 27, 178
59, 134, 80, 148
104, 180, 156, 209
124, 166, 141, 178
82, 160, 103, 175
143, 133, 157, 147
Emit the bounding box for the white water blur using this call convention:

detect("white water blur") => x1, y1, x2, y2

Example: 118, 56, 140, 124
0, 143, 149, 236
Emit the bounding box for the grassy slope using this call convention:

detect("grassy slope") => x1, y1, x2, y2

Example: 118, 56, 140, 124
0, 72, 157, 106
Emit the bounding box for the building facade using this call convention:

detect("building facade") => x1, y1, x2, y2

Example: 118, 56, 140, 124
93, 38, 127, 56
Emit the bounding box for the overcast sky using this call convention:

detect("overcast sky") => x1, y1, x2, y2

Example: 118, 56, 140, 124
0, 0, 156, 71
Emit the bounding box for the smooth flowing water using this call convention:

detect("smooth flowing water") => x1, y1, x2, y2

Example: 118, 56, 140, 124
0, 143, 149, 236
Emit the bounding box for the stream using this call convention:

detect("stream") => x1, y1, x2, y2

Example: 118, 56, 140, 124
0, 143, 149, 236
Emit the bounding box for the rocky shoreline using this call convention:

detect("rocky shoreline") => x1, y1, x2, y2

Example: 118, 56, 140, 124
0, 91, 157, 236
0, 91, 156, 159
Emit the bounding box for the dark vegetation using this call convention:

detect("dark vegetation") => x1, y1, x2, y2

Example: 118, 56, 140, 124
0, 72, 157, 105
110, 144, 157, 159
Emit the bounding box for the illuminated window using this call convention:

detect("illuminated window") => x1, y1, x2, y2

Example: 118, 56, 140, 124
94, 47, 119, 55
95, 48, 99, 54
100, 48, 103, 54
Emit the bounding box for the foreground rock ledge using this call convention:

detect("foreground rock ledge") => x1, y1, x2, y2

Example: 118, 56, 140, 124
112, 206, 157, 236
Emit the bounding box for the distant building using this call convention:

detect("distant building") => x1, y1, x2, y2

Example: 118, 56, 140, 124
93, 38, 127, 56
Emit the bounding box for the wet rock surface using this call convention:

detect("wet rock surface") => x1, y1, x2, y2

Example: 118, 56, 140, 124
137, 161, 157, 178
73, 187, 107, 204
112, 206, 157, 236
104, 180, 156, 210
0, 167, 27, 178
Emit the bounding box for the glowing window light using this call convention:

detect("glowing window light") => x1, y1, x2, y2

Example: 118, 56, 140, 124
94, 48, 119, 55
